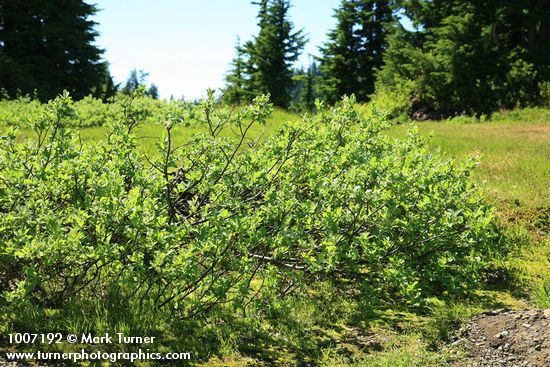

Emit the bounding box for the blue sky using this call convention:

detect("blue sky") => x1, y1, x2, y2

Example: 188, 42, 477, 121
91, 0, 341, 100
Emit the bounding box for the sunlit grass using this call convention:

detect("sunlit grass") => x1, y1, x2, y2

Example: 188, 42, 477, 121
66, 108, 296, 155
387, 113, 550, 209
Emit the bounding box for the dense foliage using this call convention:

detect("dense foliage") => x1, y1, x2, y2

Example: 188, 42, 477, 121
223, 37, 249, 105
377, 0, 550, 118
0, 92, 498, 324
223, 0, 549, 117
0, 0, 114, 101
0, 93, 175, 128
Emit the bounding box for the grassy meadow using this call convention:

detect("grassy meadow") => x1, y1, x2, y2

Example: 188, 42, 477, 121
389, 109, 550, 209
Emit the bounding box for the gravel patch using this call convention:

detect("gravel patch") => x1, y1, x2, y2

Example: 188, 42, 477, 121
453, 309, 550, 367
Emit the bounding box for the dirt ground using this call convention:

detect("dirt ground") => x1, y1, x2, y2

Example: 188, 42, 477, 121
452, 308, 550, 367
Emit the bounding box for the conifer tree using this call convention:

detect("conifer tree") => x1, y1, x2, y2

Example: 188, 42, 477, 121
377, 0, 550, 117
0, 0, 112, 101
121, 69, 147, 95
224, 0, 306, 108
300, 62, 319, 112
223, 37, 249, 105
146, 84, 159, 99
290, 61, 320, 112
318, 0, 393, 104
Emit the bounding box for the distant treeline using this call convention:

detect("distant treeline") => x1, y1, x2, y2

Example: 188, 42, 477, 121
1, 0, 548, 117
224, 0, 550, 117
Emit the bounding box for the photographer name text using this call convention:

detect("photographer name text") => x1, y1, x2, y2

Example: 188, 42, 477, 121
8, 332, 156, 345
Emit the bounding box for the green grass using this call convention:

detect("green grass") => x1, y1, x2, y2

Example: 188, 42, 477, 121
86, 108, 296, 150
386, 110, 550, 209
532, 275, 550, 308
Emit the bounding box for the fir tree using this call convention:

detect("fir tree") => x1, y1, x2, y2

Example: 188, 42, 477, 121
300, 62, 319, 112
0, 0, 112, 101
224, 0, 306, 108
378, 0, 550, 117
289, 61, 320, 112
146, 84, 159, 99
318, 0, 393, 104
121, 69, 148, 95
223, 37, 249, 105
122, 69, 159, 98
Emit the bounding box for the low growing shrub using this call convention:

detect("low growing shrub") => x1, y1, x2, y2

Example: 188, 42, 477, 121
0, 92, 184, 128
0, 91, 499, 323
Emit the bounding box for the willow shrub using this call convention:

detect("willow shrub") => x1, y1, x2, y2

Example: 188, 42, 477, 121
0, 91, 498, 321
0, 93, 181, 128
